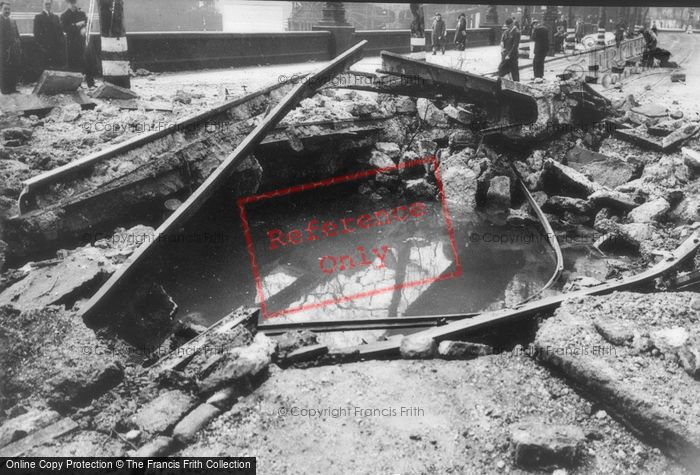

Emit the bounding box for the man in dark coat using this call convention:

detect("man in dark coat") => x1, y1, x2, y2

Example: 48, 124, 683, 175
498, 18, 520, 81
61, 0, 94, 87
0, 2, 21, 94
454, 13, 467, 51
531, 20, 549, 80
34, 0, 64, 70
431, 12, 446, 55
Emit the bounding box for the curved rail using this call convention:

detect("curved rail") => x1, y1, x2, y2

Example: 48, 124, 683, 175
510, 163, 565, 303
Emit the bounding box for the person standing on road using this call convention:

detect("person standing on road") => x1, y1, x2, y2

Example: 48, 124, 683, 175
615, 18, 626, 48
0, 2, 21, 94
553, 25, 566, 54
34, 0, 64, 71
431, 12, 446, 55
531, 20, 549, 80
575, 18, 584, 43
454, 13, 467, 51
61, 0, 94, 87
498, 18, 521, 82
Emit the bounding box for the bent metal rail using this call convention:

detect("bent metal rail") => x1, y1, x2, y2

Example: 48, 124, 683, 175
17, 77, 305, 215
339, 229, 700, 359
78, 40, 369, 324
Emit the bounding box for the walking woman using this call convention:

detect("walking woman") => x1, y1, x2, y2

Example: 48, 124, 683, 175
454, 13, 467, 51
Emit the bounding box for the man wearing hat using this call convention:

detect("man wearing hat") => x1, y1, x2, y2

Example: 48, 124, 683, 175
431, 12, 446, 55
531, 19, 549, 80
498, 17, 521, 81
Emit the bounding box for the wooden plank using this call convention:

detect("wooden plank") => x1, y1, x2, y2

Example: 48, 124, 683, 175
337, 230, 700, 360
79, 41, 367, 324
0, 418, 78, 457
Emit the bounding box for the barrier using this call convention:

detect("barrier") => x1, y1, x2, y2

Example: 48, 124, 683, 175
17, 28, 494, 83
565, 28, 576, 54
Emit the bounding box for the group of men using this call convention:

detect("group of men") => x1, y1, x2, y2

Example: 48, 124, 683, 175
498, 17, 670, 83
498, 18, 551, 82
0, 0, 94, 95
430, 12, 468, 55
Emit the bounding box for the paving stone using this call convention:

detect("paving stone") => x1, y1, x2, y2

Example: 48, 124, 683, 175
133, 436, 174, 457
437, 341, 493, 360
172, 404, 221, 444
510, 422, 586, 469
33, 70, 83, 95
131, 390, 197, 434
375, 142, 400, 160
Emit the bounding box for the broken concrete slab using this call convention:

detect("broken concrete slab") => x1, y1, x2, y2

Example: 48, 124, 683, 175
486, 176, 511, 209
374, 142, 400, 160
283, 344, 329, 365
400, 334, 436, 359
510, 422, 586, 470
0, 418, 78, 457
543, 159, 602, 198
565, 146, 635, 189
440, 166, 478, 220
0, 94, 53, 116
628, 198, 670, 223
616, 123, 700, 152
276, 330, 320, 360
197, 333, 276, 395
588, 190, 637, 212
416, 99, 449, 127
33, 70, 83, 96
45, 361, 124, 411
0, 409, 60, 448
543, 196, 592, 215
437, 341, 493, 360
0, 247, 116, 310
91, 82, 139, 100
683, 148, 700, 171
130, 390, 197, 434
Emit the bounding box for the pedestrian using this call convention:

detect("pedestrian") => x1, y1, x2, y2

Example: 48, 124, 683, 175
454, 13, 467, 51
34, 0, 64, 71
575, 18, 584, 43
553, 25, 566, 54
651, 21, 658, 35
431, 12, 446, 55
61, 0, 94, 87
531, 19, 549, 81
641, 22, 671, 67
0, 1, 21, 94
497, 17, 520, 82
615, 19, 626, 48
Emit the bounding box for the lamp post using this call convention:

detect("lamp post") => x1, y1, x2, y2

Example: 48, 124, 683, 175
544, 5, 559, 56
313, 2, 355, 58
